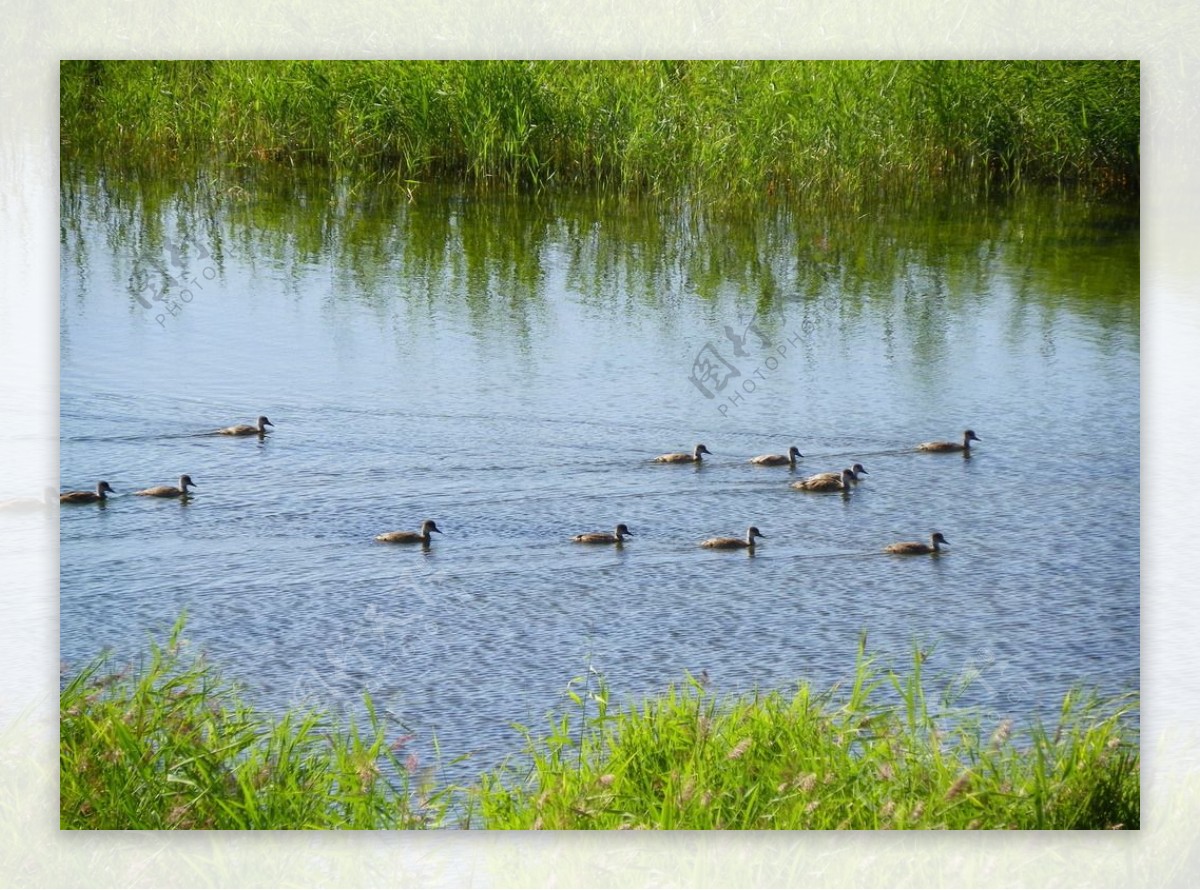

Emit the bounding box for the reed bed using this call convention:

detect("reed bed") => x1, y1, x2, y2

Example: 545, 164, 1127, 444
60, 60, 1139, 202
474, 646, 1139, 829
60, 620, 1138, 830
59, 617, 452, 830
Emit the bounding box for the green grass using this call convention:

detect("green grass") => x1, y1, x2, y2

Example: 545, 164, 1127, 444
61, 622, 1138, 830
59, 616, 452, 829
60, 61, 1139, 202
475, 646, 1138, 829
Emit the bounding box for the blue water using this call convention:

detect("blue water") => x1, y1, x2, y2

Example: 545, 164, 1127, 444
60, 174, 1139, 784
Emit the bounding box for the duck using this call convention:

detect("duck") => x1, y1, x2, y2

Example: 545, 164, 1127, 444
917, 430, 980, 453
59, 481, 115, 504
218, 416, 274, 436
791, 468, 856, 492
572, 523, 634, 545
797, 463, 868, 486
135, 475, 196, 498
749, 446, 803, 467
700, 526, 765, 549
376, 519, 442, 545
655, 443, 711, 464
885, 532, 950, 555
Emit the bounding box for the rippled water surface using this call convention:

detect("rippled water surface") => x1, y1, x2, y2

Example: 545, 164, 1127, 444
60, 167, 1139, 782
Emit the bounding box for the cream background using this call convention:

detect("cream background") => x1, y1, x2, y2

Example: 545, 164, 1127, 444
2, 6, 1195, 886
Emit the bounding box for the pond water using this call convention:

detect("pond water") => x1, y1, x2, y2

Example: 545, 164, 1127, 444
60, 165, 1139, 785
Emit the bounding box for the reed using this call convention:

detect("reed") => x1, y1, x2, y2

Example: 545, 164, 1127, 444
59, 615, 451, 830
60, 61, 1139, 201
472, 645, 1139, 830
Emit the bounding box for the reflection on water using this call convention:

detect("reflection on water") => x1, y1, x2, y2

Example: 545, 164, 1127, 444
60, 163, 1139, 784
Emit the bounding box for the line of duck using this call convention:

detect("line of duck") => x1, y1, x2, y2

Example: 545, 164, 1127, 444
61, 419, 979, 558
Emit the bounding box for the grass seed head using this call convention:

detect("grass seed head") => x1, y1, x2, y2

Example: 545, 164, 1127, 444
727, 738, 752, 760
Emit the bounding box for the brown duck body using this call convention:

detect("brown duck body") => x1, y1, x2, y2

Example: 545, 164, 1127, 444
219, 415, 274, 436
749, 446, 803, 467
701, 526, 765, 549
655, 444, 711, 463
799, 463, 868, 487
885, 532, 950, 555
918, 430, 980, 452
572, 523, 633, 545
791, 468, 856, 492
60, 481, 115, 504
135, 475, 196, 498
376, 519, 442, 545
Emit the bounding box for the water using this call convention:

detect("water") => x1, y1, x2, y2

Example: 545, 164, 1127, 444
60, 166, 1139, 784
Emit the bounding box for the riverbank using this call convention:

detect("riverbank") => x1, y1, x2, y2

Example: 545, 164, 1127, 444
60, 61, 1139, 203
60, 620, 1138, 830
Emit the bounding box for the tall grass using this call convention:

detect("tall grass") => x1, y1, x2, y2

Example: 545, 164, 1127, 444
61, 622, 1138, 830
60, 61, 1139, 201
59, 616, 452, 829
472, 644, 1138, 829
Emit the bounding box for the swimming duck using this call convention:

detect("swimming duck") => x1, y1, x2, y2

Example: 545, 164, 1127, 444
376, 519, 442, 545
218, 416, 274, 436
59, 481, 115, 504
655, 443, 711, 463
797, 463, 869, 486
885, 532, 949, 555
135, 475, 196, 498
700, 526, 766, 549
572, 523, 634, 545
791, 468, 856, 492
749, 446, 803, 467
917, 430, 980, 452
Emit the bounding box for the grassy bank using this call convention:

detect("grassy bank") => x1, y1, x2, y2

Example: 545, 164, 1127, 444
476, 656, 1138, 829
60, 61, 1138, 201
59, 619, 452, 829
61, 622, 1138, 830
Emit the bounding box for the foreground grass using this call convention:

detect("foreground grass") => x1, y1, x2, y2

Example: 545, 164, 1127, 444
60, 619, 451, 829
477, 653, 1138, 830
61, 624, 1138, 830
60, 60, 1139, 202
